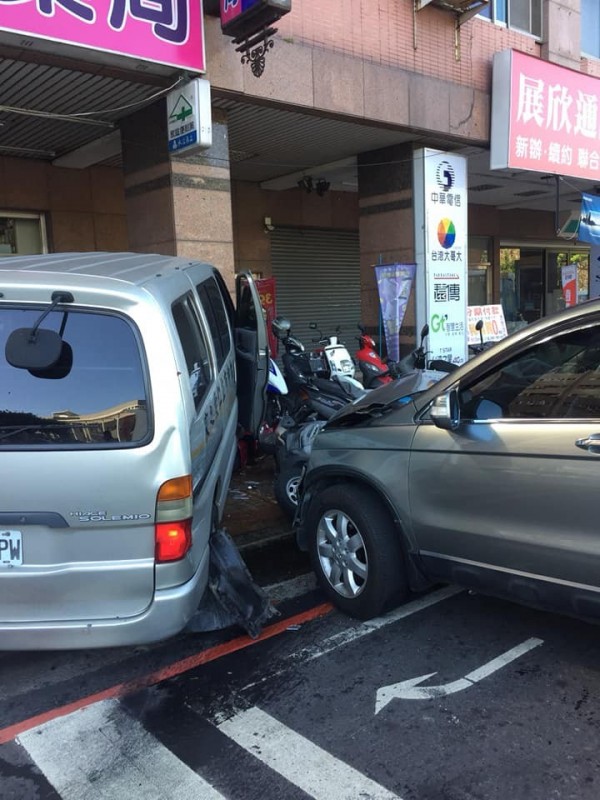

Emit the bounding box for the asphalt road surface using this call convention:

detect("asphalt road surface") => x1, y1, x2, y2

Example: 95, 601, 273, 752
1, 576, 600, 800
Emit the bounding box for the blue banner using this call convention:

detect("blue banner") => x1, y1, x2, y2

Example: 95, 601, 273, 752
375, 263, 416, 362
579, 193, 600, 245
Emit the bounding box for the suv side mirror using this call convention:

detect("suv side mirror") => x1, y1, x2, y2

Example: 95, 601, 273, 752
430, 389, 460, 431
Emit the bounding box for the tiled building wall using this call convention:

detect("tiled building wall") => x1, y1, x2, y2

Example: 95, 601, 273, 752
276, 1, 541, 91
0, 156, 127, 253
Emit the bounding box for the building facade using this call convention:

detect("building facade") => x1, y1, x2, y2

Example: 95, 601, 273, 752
0, 0, 599, 354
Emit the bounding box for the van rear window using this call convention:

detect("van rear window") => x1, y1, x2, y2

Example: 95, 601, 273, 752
0, 307, 149, 447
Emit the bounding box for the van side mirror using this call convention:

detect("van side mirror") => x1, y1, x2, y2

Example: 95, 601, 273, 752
4, 290, 74, 376
5, 328, 64, 370
430, 389, 460, 431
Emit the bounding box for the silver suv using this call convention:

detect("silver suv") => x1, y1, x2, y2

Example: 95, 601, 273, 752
296, 301, 600, 622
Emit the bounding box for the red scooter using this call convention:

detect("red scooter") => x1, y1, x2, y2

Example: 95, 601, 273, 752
354, 323, 397, 389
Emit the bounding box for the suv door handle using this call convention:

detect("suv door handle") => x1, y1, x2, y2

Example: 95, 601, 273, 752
575, 434, 600, 453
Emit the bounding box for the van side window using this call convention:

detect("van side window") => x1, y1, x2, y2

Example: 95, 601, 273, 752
196, 277, 232, 369
172, 294, 212, 408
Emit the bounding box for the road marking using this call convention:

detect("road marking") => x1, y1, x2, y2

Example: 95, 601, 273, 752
241, 585, 463, 693
0, 602, 332, 745
18, 699, 227, 800
375, 636, 544, 712
218, 705, 403, 800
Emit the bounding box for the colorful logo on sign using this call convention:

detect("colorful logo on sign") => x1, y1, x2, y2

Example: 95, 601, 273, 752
437, 219, 456, 249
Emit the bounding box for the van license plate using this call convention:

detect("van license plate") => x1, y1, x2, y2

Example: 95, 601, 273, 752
0, 530, 23, 566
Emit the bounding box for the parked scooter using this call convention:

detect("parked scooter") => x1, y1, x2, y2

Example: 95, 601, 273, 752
468, 318, 496, 357
273, 416, 326, 519
354, 322, 399, 389
273, 316, 366, 422
396, 324, 457, 384
308, 322, 364, 397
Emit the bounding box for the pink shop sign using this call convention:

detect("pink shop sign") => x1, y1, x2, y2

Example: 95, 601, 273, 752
491, 49, 600, 181
0, 0, 205, 72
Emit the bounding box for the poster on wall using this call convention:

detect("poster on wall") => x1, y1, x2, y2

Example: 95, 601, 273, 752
467, 305, 508, 345
418, 149, 468, 365
560, 264, 578, 307
375, 263, 416, 362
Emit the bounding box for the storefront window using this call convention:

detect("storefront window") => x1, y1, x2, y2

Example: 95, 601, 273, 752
0, 214, 46, 256
500, 247, 590, 332
546, 250, 589, 316
500, 247, 542, 333
478, 0, 541, 36
468, 236, 492, 306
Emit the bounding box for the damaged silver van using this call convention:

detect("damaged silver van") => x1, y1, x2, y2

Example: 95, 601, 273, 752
0, 252, 268, 649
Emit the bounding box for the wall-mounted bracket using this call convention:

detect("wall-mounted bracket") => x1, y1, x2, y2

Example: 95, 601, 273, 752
234, 26, 278, 78
414, 0, 489, 60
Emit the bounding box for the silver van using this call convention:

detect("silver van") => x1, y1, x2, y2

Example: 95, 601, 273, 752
0, 252, 268, 649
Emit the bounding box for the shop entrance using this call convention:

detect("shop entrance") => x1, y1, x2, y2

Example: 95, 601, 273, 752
500, 246, 590, 332
0, 214, 46, 256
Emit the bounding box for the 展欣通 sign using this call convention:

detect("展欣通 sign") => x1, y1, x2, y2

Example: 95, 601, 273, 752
491, 49, 600, 182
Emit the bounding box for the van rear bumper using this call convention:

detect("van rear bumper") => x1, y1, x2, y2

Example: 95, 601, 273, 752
0, 548, 210, 651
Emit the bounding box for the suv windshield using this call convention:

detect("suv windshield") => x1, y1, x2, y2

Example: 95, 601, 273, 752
0, 307, 149, 447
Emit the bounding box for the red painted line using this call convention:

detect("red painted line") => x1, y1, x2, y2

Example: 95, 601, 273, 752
0, 601, 333, 745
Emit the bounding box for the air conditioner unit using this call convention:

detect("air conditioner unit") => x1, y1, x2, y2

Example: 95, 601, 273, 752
415, 0, 489, 25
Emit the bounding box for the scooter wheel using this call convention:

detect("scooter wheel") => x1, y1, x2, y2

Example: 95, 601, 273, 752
273, 460, 305, 519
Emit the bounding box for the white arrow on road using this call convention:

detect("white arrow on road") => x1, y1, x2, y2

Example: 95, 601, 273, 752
375, 636, 543, 713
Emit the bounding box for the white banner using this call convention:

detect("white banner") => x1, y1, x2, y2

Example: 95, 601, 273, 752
420, 150, 468, 365
467, 305, 508, 344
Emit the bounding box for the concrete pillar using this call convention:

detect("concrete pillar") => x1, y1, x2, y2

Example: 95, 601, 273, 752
358, 142, 417, 354
120, 102, 236, 288
541, 0, 581, 70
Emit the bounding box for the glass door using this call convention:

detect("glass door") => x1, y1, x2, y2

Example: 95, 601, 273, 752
546, 250, 589, 315
500, 247, 544, 332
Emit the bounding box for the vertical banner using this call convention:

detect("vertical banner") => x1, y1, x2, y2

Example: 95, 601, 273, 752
374, 264, 416, 362
255, 277, 278, 357
416, 149, 468, 365
590, 245, 600, 300
560, 264, 578, 307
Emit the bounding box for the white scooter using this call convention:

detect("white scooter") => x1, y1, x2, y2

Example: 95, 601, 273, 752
308, 322, 366, 399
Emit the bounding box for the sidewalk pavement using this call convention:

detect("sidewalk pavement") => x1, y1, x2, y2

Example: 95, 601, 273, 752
223, 454, 294, 551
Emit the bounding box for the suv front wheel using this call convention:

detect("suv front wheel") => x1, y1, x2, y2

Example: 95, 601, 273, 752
306, 483, 408, 619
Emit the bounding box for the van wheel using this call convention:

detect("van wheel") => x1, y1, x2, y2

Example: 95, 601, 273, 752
306, 484, 408, 620
273, 460, 304, 519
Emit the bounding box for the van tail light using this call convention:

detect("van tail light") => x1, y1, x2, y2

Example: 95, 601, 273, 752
155, 475, 193, 563
155, 519, 192, 562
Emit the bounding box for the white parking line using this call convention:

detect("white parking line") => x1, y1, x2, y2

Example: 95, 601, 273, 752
218, 705, 403, 800
18, 699, 226, 800
241, 585, 463, 694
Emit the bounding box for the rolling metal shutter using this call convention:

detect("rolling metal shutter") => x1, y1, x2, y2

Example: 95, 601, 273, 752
270, 227, 361, 353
